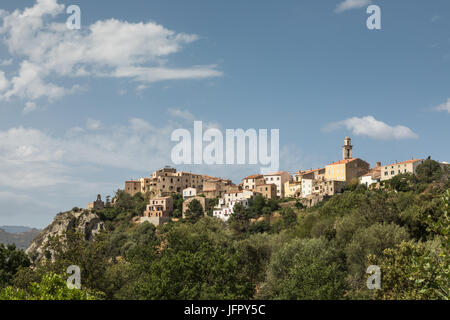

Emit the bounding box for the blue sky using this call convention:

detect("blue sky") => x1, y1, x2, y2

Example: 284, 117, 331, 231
0, 0, 449, 227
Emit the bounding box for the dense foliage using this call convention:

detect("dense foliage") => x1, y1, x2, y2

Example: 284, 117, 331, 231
1, 161, 448, 300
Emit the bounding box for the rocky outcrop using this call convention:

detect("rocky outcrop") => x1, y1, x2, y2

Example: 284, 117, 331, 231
25, 210, 104, 264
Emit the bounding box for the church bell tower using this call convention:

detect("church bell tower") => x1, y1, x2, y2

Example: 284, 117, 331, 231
342, 137, 353, 160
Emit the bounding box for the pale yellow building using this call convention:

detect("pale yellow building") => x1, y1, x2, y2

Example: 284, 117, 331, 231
284, 181, 302, 198
325, 158, 370, 182
325, 137, 370, 183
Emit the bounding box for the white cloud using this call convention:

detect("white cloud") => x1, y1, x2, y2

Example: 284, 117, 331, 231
23, 101, 37, 114
167, 108, 195, 121
86, 118, 102, 130
323, 116, 419, 140
0, 59, 13, 66
129, 118, 153, 131
0, 0, 222, 105
335, 0, 371, 13
0, 116, 179, 190
433, 98, 450, 113
0, 127, 69, 188
0, 71, 9, 92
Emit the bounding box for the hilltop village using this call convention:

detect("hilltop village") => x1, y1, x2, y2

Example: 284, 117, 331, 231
88, 137, 441, 226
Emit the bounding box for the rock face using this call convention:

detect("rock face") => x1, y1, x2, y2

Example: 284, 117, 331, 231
26, 210, 104, 264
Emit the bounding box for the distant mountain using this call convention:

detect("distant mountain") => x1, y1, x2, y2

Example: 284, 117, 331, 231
0, 226, 37, 234
0, 227, 40, 250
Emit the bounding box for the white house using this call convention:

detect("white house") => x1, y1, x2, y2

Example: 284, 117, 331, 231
213, 190, 255, 221
301, 179, 313, 198
182, 187, 197, 199
263, 171, 292, 198
359, 164, 382, 187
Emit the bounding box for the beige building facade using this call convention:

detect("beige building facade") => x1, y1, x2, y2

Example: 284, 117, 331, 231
381, 159, 424, 181
144, 196, 174, 218
254, 183, 278, 200
241, 174, 265, 191
124, 167, 205, 198
124, 180, 142, 197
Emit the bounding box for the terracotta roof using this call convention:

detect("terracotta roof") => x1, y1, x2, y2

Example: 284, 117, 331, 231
263, 171, 290, 176
327, 158, 359, 166
202, 174, 227, 181
361, 167, 381, 177
243, 174, 263, 180
383, 159, 424, 167
296, 168, 324, 175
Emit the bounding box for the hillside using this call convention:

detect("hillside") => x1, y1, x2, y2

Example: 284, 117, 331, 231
1, 160, 448, 300
0, 226, 37, 234
0, 228, 40, 249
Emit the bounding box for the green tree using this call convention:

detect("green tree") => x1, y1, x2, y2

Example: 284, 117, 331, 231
0, 244, 30, 288
0, 273, 102, 300
172, 193, 184, 214
184, 199, 204, 223
416, 159, 443, 183
39, 231, 110, 296
295, 200, 304, 210
172, 208, 182, 218
345, 223, 410, 281
258, 238, 347, 300
280, 207, 297, 228
388, 173, 418, 192
129, 218, 255, 299
229, 202, 253, 233
366, 240, 448, 300
248, 220, 271, 234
